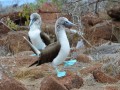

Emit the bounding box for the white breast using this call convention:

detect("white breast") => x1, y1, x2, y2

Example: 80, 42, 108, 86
28, 29, 46, 50
52, 29, 70, 66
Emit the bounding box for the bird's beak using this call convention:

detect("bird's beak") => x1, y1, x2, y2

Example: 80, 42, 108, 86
63, 21, 76, 29
29, 20, 33, 27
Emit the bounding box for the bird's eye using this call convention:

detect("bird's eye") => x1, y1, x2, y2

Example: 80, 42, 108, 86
63, 21, 70, 26
65, 21, 68, 24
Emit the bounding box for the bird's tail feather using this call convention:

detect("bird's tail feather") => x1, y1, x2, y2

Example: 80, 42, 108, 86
29, 58, 42, 67
29, 60, 39, 67
23, 36, 41, 56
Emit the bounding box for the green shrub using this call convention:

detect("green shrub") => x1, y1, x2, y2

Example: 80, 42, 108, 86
6, 17, 18, 30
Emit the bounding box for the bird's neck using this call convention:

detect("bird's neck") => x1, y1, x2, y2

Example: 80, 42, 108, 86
30, 24, 41, 31
55, 25, 70, 48
52, 25, 70, 66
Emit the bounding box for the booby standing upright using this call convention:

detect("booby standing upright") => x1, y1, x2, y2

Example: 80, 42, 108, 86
24, 17, 76, 77
28, 13, 51, 55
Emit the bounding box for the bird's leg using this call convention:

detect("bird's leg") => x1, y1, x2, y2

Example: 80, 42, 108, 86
52, 63, 67, 77
64, 59, 77, 67
55, 68, 66, 78
54, 66, 66, 78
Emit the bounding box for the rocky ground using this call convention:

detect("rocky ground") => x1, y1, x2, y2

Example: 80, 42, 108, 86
0, 5, 120, 90
0, 42, 120, 90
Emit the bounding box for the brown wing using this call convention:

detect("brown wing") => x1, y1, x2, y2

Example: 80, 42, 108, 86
40, 32, 51, 45
29, 42, 61, 67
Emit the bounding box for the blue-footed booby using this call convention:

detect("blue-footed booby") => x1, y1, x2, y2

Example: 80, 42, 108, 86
28, 13, 51, 55
24, 17, 76, 77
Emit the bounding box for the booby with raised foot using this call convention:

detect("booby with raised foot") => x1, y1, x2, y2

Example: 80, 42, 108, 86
24, 17, 76, 77
28, 13, 51, 56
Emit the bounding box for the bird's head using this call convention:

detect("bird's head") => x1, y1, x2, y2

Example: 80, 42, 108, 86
29, 13, 42, 28
55, 17, 75, 29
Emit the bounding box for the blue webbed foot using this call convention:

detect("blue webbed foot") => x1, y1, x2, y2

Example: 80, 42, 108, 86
64, 59, 77, 67
55, 68, 66, 77
30, 54, 37, 56
57, 71, 66, 77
